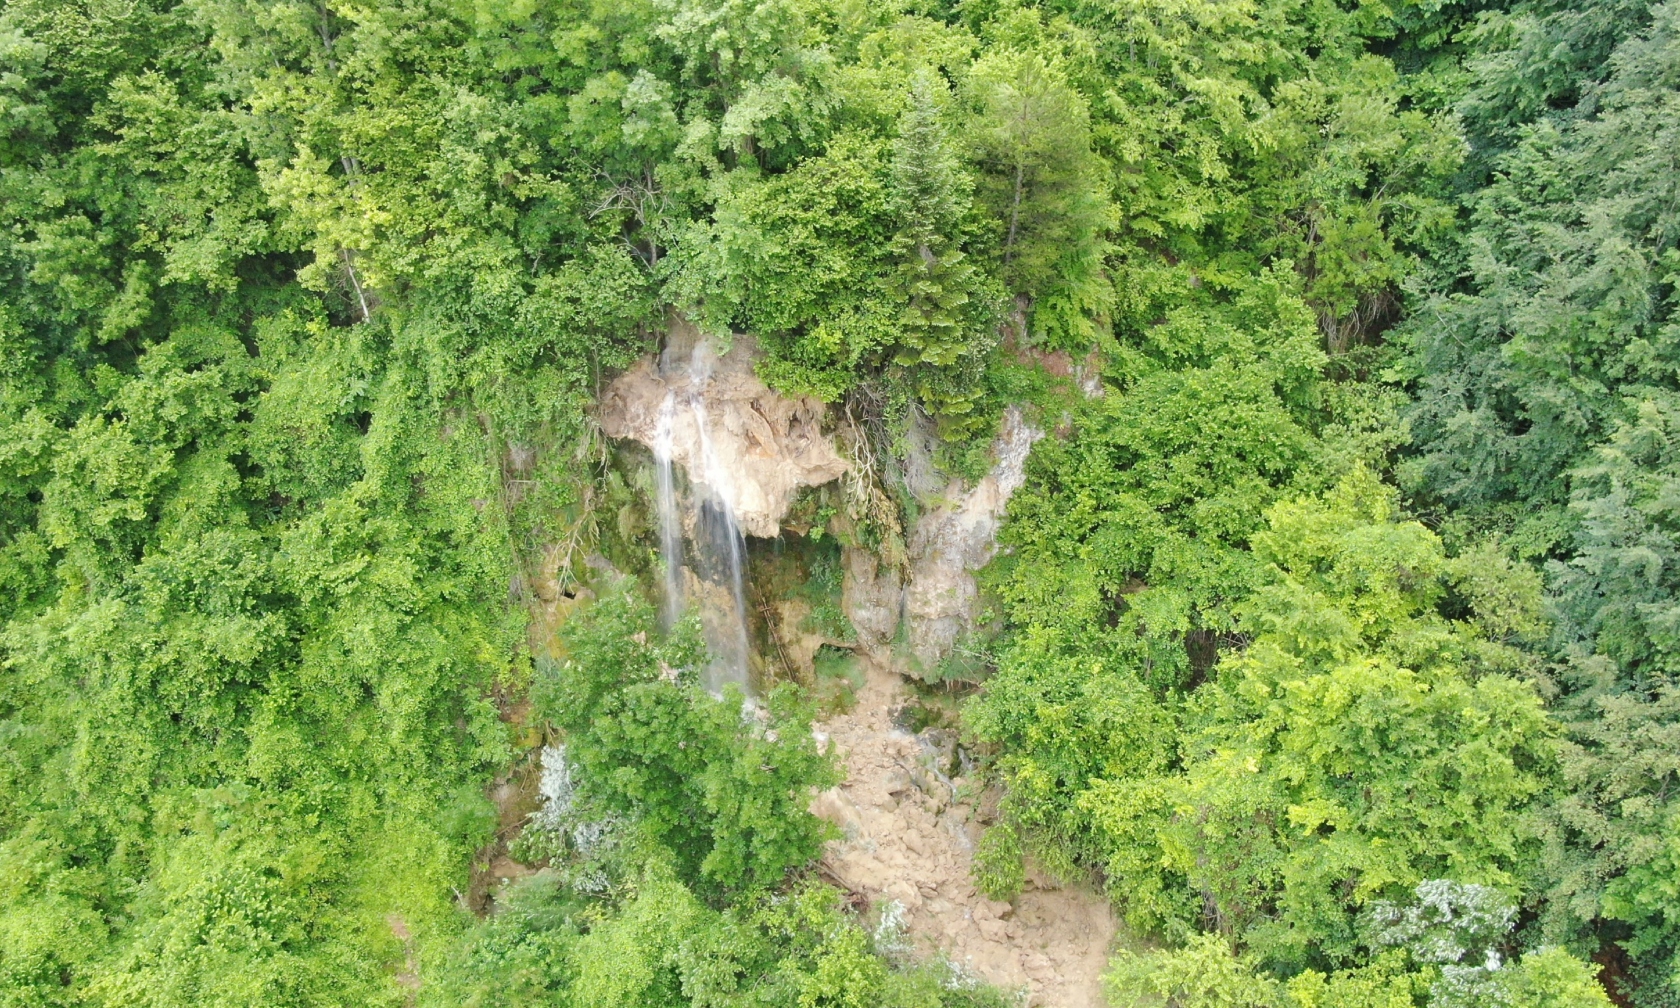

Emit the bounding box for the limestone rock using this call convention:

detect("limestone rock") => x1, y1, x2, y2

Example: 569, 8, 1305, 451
597, 318, 847, 538
904, 406, 1043, 669
811, 786, 865, 839
841, 545, 902, 655
815, 657, 1117, 1007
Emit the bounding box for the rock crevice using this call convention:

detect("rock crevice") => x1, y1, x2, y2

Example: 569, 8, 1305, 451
842, 406, 1044, 672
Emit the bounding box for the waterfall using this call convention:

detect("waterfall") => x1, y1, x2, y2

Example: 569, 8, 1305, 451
653, 390, 684, 630
689, 389, 752, 691
649, 340, 753, 694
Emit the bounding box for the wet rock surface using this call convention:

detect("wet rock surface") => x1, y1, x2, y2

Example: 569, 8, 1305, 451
839, 407, 1044, 672
597, 321, 848, 538
841, 544, 902, 653
812, 660, 1115, 1006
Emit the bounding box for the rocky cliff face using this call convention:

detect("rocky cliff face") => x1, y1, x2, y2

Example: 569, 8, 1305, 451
599, 319, 1043, 673
842, 545, 903, 654
843, 407, 1043, 672
597, 322, 848, 538
903, 407, 1042, 670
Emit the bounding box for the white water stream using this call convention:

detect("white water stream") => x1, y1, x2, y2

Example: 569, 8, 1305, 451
653, 341, 752, 694
652, 391, 684, 630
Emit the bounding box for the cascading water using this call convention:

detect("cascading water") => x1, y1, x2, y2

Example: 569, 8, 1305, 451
689, 388, 752, 690
652, 390, 684, 630
649, 340, 753, 694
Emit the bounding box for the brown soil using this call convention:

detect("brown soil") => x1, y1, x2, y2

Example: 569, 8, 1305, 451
466, 754, 544, 914
386, 913, 420, 1002
812, 660, 1117, 1006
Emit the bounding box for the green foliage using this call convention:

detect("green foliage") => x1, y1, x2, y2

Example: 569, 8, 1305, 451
1554, 393, 1680, 681
1501, 946, 1620, 1008
1, 0, 1670, 1003
963, 43, 1111, 348
1402, 0, 1680, 518
1107, 936, 1425, 1008
534, 584, 836, 896
953, 1, 1650, 996
1174, 519, 1559, 960
422, 872, 584, 1008
985, 268, 1326, 682
1108, 937, 1609, 1008
426, 864, 1005, 1008
1037, 0, 1463, 351
0, 295, 520, 1004
890, 73, 994, 372
1534, 392, 1680, 990
978, 473, 1560, 971
1393, 2, 1680, 996
971, 818, 1026, 902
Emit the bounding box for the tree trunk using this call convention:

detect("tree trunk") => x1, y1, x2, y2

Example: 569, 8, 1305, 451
1005, 159, 1025, 263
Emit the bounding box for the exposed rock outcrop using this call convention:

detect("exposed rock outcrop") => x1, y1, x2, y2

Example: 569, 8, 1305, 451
904, 407, 1043, 671
842, 545, 903, 653
602, 318, 1044, 676
597, 321, 848, 538
838, 406, 1043, 672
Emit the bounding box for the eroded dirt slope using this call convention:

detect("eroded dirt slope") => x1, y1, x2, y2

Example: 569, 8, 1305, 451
812, 661, 1116, 1007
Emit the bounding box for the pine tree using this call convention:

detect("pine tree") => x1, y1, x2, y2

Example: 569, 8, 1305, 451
887, 72, 985, 371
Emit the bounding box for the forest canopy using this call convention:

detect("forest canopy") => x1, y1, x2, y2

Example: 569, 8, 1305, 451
0, 0, 1675, 1005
